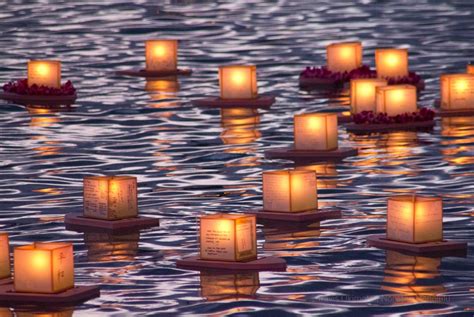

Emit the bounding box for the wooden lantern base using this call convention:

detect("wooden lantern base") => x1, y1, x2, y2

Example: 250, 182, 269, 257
0, 92, 77, 105
64, 213, 160, 233
116, 68, 192, 78
367, 235, 468, 256
346, 120, 435, 134
299, 77, 343, 89
264, 147, 358, 162
192, 95, 276, 108
0, 284, 100, 305
437, 108, 474, 117
177, 256, 287, 272
246, 209, 341, 223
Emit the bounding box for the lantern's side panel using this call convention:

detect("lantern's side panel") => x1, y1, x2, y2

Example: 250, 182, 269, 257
414, 199, 443, 243
250, 66, 258, 98
83, 177, 110, 219
14, 247, 53, 293
235, 216, 257, 261
0, 234, 10, 279
27, 61, 61, 88
326, 115, 338, 150
468, 65, 474, 75
263, 173, 291, 212
145, 40, 178, 72
440, 76, 450, 110
387, 198, 415, 243
108, 177, 138, 220
200, 217, 236, 261
448, 76, 474, 110
375, 87, 386, 114
289, 172, 317, 212
50, 245, 74, 293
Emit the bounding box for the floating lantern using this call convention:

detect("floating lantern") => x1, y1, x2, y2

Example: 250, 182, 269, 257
263, 170, 317, 213
350, 78, 388, 114
0, 233, 10, 279
200, 214, 257, 262
387, 195, 443, 244
467, 64, 474, 75
200, 271, 259, 301
294, 113, 338, 150
14, 242, 74, 293
326, 42, 362, 73
145, 40, 178, 72
375, 49, 409, 78
27, 60, 61, 88
219, 65, 257, 99
376, 85, 417, 116
440, 74, 474, 110
83, 176, 138, 220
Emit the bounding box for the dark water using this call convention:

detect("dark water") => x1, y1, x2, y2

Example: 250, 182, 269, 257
1, 0, 474, 316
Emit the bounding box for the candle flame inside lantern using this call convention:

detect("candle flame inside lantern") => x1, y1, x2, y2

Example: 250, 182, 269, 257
455, 79, 468, 91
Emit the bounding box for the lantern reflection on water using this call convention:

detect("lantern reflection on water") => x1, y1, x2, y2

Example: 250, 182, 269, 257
84, 232, 140, 262
145, 77, 180, 109
200, 270, 260, 301
220, 107, 261, 145
263, 222, 321, 253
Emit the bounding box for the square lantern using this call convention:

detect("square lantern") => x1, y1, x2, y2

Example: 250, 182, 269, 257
0, 233, 10, 279
326, 42, 362, 73
387, 195, 443, 244
14, 242, 74, 294
376, 85, 417, 116
294, 113, 338, 150
375, 49, 409, 78
350, 78, 388, 114
83, 176, 138, 220
27, 60, 61, 88
200, 214, 257, 262
467, 64, 474, 75
219, 65, 257, 99
263, 170, 317, 213
440, 74, 474, 110
145, 40, 178, 72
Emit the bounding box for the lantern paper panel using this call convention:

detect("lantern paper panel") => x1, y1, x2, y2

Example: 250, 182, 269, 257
83, 176, 138, 220
200, 214, 257, 262
145, 40, 178, 72
294, 113, 338, 150
375, 49, 409, 78
219, 65, 257, 99
467, 64, 474, 75
387, 195, 443, 244
263, 170, 317, 213
200, 271, 259, 301
0, 233, 10, 279
14, 242, 74, 294
350, 78, 388, 114
440, 74, 474, 110
27, 60, 61, 88
326, 42, 362, 73
376, 85, 417, 116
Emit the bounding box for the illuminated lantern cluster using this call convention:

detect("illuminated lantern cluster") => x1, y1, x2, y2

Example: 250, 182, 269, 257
387, 195, 443, 243
83, 176, 138, 220
376, 85, 417, 116
145, 40, 178, 72
263, 170, 317, 212
0, 233, 10, 279
350, 78, 388, 114
27, 60, 61, 88
375, 49, 409, 78
326, 42, 362, 73
219, 65, 257, 99
200, 214, 257, 262
440, 74, 474, 110
294, 113, 338, 150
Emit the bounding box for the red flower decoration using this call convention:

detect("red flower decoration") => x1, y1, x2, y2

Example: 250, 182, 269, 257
2, 79, 76, 96
352, 108, 435, 125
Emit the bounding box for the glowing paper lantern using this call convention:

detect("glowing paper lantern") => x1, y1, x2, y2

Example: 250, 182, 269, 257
14, 242, 74, 293
467, 64, 474, 75
350, 79, 388, 113
326, 42, 362, 73
83, 176, 138, 220
376, 85, 417, 116
387, 195, 443, 244
294, 113, 338, 150
263, 170, 317, 212
145, 40, 178, 72
200, 214, 257, 262
375, 49, 409, 78
219, 65, 257, 99
27, 60, 61, 88
0, 233, 10, 279
440, 74, 474, 110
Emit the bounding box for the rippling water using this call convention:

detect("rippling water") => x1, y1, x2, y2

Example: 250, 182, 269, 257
1, 0, 474, 316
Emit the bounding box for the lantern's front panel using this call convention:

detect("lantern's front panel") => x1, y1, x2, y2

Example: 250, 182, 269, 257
440, 74, 474, 110
294, 113, 338, 151
350, 79, 388, 114
375, 49, 409, 79
200, 271, 259, 301
27, 60, 61, 88
219, 66, 257, 99
234, 216, 257, 261
290, 171, 318, 212
145, 40, 178, 71
376, 85, 417, 116
0, 233, 10, 279
413, 197, 443, 243
14, 243, 74, 293
467, 64, 474, 75
263, 171, 291, 212
326, 42, 362, 73
387, 197, 415, 243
